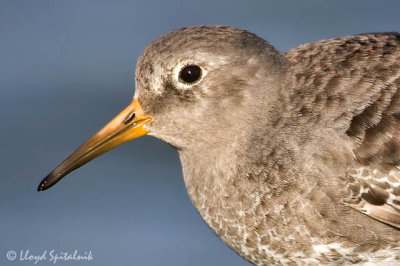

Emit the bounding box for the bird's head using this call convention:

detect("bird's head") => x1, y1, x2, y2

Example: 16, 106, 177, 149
38, 25, 287, 191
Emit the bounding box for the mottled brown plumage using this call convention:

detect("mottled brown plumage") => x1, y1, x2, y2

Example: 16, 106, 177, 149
285, 33, 400, 231
39, 26, 400, 265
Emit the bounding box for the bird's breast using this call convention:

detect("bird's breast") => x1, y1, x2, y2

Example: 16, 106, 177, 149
179, 151, 322, 264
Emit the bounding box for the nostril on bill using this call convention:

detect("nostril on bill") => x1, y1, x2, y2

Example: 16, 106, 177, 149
123, 112, 136, 125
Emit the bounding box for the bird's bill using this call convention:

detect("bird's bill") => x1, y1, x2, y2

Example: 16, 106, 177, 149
38, 98, 152, 191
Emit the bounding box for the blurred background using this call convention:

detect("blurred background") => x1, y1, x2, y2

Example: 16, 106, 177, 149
1, 0, 399, 265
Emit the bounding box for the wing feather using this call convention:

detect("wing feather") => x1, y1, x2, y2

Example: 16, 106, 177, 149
286, 32, 400, 228
362, 203, 400, 228
344, 34, 400, 228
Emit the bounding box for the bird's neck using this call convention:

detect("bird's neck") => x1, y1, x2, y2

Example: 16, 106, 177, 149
177, 121, 300, 214
178, 141, 241, 199
177, 125, 303, 262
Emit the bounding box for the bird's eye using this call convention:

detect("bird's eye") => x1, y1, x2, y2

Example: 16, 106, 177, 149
179, 65, 202, 84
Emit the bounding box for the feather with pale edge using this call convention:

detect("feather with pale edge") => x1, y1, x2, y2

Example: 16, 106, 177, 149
286, 32, 400, 229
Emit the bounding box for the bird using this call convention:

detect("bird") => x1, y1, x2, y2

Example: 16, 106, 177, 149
38, 25, 400, 265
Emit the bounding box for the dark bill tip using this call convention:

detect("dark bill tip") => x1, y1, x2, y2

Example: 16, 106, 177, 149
37, 171, 63, 191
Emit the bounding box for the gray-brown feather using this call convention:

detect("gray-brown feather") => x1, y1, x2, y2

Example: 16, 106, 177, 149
286, 33, 400, 230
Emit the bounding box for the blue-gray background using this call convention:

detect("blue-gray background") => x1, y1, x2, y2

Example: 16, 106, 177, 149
1, 1, 399, 265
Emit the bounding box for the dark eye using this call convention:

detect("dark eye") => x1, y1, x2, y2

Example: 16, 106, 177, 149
179, 65, 202, 84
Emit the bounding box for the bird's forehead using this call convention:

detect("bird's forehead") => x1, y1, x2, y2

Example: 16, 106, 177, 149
134, 50, 227, 97
147, 26, 244, 51
136, 26, 249, 67
135, 42, 235, 96
134, 26, 262, 97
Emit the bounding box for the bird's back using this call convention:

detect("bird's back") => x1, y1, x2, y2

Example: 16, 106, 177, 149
284, 32, 400, 134
279, 33, 400, 262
